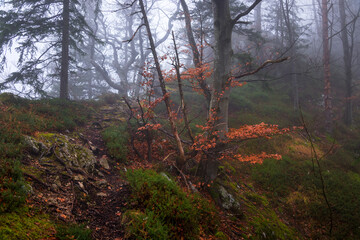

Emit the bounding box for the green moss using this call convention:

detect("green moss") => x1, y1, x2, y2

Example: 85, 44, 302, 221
125, 169, 219, 239
56, 223, 92, 240
248, 209, 298, 240
122, 210, 169, 239
0, 207, 55, 239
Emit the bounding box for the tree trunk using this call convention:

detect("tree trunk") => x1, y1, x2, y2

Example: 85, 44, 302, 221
254, 2, 262, 32
210, 0, 233, 139
139, 0, 186, 168
60, 0, 70, 99
321, 0, 332, 133
339, 0, 353, 126
180, 0, 211, 106
280, 0, 299, 110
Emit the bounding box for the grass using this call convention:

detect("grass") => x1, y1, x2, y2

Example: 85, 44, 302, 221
102, 123, 128, 162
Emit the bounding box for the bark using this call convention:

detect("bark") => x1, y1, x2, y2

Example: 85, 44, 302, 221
210, 0, 262, 139
210, 0, 233, 139
321, 0, 333, 132
60, 0, 70, 99
139, 0, 186, 168
339, 0, 353, 126
179, 0, 211, 105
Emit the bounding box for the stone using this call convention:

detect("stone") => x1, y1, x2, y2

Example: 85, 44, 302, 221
160, 172, 172, 182
97, 192, 107, 197
218, 186, 241, 212
73, 175, 85, 181
99, 155, 110, 170
96, 179, 108, 187
24, 136, 40, 154
21, 183, 34, 195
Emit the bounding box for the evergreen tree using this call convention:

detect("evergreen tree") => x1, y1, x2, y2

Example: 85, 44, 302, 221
0, 0, 92, 99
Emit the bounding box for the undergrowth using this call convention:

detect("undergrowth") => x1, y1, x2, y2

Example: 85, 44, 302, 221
124, 169, 219, 239
252, 156, 360, 238
102, 123, 128, 162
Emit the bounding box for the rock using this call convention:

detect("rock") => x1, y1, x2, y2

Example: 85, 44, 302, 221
21, 183, 34, 195
78, 182, 85, 189
73, 175, 85, 181
99, 155, 110, 170
97, 192, 107, 197
96, 179, 108, 187
54, 176, 62, 187
36, 133, 97, 172
160, 172, 172, 182
218, 186, 241, 212
24, 136, 40, 154
96, 170, 105, 177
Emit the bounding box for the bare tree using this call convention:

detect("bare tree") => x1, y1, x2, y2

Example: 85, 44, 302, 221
321, 0, 333, 132
209, 0, 262, 139
139, 0, 186, 168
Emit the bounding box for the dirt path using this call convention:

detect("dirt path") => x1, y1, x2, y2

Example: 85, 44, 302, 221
72, 105, 130, 240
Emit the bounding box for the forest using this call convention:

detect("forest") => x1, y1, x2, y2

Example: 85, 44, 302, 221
0, 0, 360, 239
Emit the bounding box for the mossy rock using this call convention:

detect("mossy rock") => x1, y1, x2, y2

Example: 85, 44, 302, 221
33, 133, 96, 172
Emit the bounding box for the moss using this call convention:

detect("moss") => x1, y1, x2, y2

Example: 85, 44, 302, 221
248, 209, 298, 240
56, 223, 92, 240
0, 207, 55, 239
125, 169, 219, 239
34, 133, 96, 171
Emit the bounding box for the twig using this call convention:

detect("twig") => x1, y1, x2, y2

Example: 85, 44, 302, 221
172, 163, 190, 191
234, 57, 289, 80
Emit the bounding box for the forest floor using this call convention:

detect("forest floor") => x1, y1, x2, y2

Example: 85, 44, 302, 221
2, 93, 360, 239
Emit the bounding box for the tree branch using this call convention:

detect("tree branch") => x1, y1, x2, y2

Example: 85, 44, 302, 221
231, 0, 263, 26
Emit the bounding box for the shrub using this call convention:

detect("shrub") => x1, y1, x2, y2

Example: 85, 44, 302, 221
102, 124, 128, 161
125, 169, 219, 239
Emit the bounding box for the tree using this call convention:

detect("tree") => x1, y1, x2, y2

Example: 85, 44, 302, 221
338, 0, 359, 126
0, 0, 92, 99
180, 0, 211, 105
139, 0, 186, 167
209, 0, 262, 139
321, 0, 333, 132
89, 0, 179, 97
